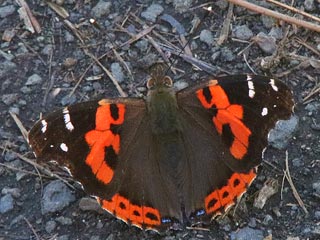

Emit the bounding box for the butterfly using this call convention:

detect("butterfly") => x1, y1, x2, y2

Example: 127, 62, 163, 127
28, 63, 294, 232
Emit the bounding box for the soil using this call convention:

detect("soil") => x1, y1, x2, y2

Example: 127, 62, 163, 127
0, 1, 319, 240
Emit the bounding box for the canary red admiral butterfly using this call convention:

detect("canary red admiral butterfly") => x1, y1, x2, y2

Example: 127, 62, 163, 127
28, 63, 294, 232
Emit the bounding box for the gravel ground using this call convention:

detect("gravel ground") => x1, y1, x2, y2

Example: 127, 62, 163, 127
0, 0, 320, 239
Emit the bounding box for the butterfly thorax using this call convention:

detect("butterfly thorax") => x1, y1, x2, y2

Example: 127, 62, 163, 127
147, 79, 181, 135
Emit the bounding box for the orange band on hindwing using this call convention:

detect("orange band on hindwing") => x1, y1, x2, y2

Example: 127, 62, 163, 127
204, 169, 256, 215
99, 194, 161, 229
85, 103, 125, 184
197, 85, 252, 159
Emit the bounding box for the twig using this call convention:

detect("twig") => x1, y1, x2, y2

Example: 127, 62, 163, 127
23, 217, 41, 240
217, 3, 234, 45
112, 48, 134, 82
16, 0, 41, 33
283, 151, 309, 215
226, 0, 320, 33
9, 111, 28, 141
266, 0, 320, 23
243, 53, 257, 75
17, 36, 47, 66
302, 83, 320, 103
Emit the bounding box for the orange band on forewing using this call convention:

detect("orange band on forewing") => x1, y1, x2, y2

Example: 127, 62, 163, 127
197, 85, 252, 160
85, 104, 125, 184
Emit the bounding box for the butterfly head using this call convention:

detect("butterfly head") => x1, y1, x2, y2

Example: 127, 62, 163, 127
147, 63, 173, 94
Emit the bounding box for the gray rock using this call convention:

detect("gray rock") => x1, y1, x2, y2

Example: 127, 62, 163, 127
2, 93, 18, 105
172, 0, 192, 13
135, 39, 149, 52
199, 30, 214, 46
79, 197, 104, 214
110, 62, 124, 83
41, 180, 75, 214
141, 4, 164, 22
64, 31, 75, 43
91, 1, 112, 18
60, 94, 77, 106
41, 44, 53, 55
233, 25, 254, 40
230, 226, 264, 240
261, 15, 275, 29
221, 47, 235, 62
215, 0, 229, 10
304, 0, 315, 11
45, 220, 57, 233
1, 187, 21, 198
268, 115, 298, 149
0, 194, 14, 213
254, 32, 277, 54
174, 80, 189, 91
56, 235, 69, 240
56, 216, 72, 225
313, 180, 320, 195
26, 74, 43, 86
4, 152, 16, 162
315, 211, 320, 220
262, 214, 273, 225
269, 27, 283, 40
0, 60, 17, 78
0, 5, 15, 18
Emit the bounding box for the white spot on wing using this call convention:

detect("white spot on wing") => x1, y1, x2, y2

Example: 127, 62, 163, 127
60, 143, 68, 152
63, 107, 74, 131
247, 75, 255, 98
261, 107, 268, 116
269, 79, 279, 92
41, 120, 47, 133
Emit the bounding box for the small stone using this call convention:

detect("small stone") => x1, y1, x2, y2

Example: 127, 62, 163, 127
315, 211, 320, 220
41, 44, 53, 55
174, 80, 188, 91
262, 214, 273, 225
56, 235, 69, 240
221, 47, 235, 62
41, 180, 75, 214
0, 60, 17, 78
79, 197, 104, 214
141, 4, 164, 22
248, 218, 257, 228
110, 62, 124, 83
233, 25, 254, 40
199, 30, 214, 46
135, 39, 149, 52
268, 115, 299, 149
64, 31, 75, 42
4, 152, 16, 162
56, 216, 72, 225
0, 194, 14, 213
215, 0, 229, 10
45, 220, 57, 233
26, 74, 43, 86
91, 1, 112, 18
312, 180, 320, 195
60, 94, 77, 106
254, 32, 277, 54
1, 187, 21, 198
90, 236, 100, 240
261, 15, 275, 29
2, 93, 18, 105
269, 27, 283, 40
172, 0, 192, 13
304, 0, 315, 11
230, 227, 264, 240
292, 158, 303, 167
0, 5, 16, 18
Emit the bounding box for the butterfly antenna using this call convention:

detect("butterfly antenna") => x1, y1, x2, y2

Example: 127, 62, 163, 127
164, 6, 213, 76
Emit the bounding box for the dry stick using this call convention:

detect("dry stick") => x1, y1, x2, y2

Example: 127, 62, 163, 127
302, 83, 320, 103
217, 3, 234, 45
16, 0, 41, 33
266, 0, 320, 23
23, 217, 41, 240
227, 0, 320, 33
294, 37, 320, 56
284, 151, 309, 215
0, 162, 48, 177
17, 36, 47, 66
9, 111, 28, 141
146, 35, 171, 64
112, 48, 134, 82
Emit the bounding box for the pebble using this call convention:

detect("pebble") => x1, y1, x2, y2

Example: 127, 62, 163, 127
172, 0, 192, 13
0, 60, 17, 78
2, 93, 18, 105
292, 158, 303, 167
60, 94, 77, 106
304, 0, 315, 11
4, 151, 16, 162
268, 115, 299, 149
315, 211, 320, 220
1, 187, 21, 198
41, 44, 53, 55
56, 216, 72, 225
230, 226, 264, 240
0, 194, 14, 213
141, 4, 164, 22
79, 197, 104, 214
261, 15, 275, 29
111, 62, 124, 83
215, 0, 229, 10
135, 39, 149, 52
312, 180, 320, 195
91, 1, 112, 18
174, 80, 188, 91
221, 47, 236, 62
0, 5, 15, 18
41, 180, 75, 214
199, 30, 214, 46
233, 25, 254, 40
26, 73, 43, 86
64, 31, 75, 42
45, 220, 57, 233
262, 214, 274, 225
269, 27, 283, 40
254, 32, 277, 54
56, 235, 69, 240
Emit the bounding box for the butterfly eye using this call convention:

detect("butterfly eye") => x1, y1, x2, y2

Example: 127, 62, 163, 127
163, 76, 173, 87
147, 78, 156, 89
